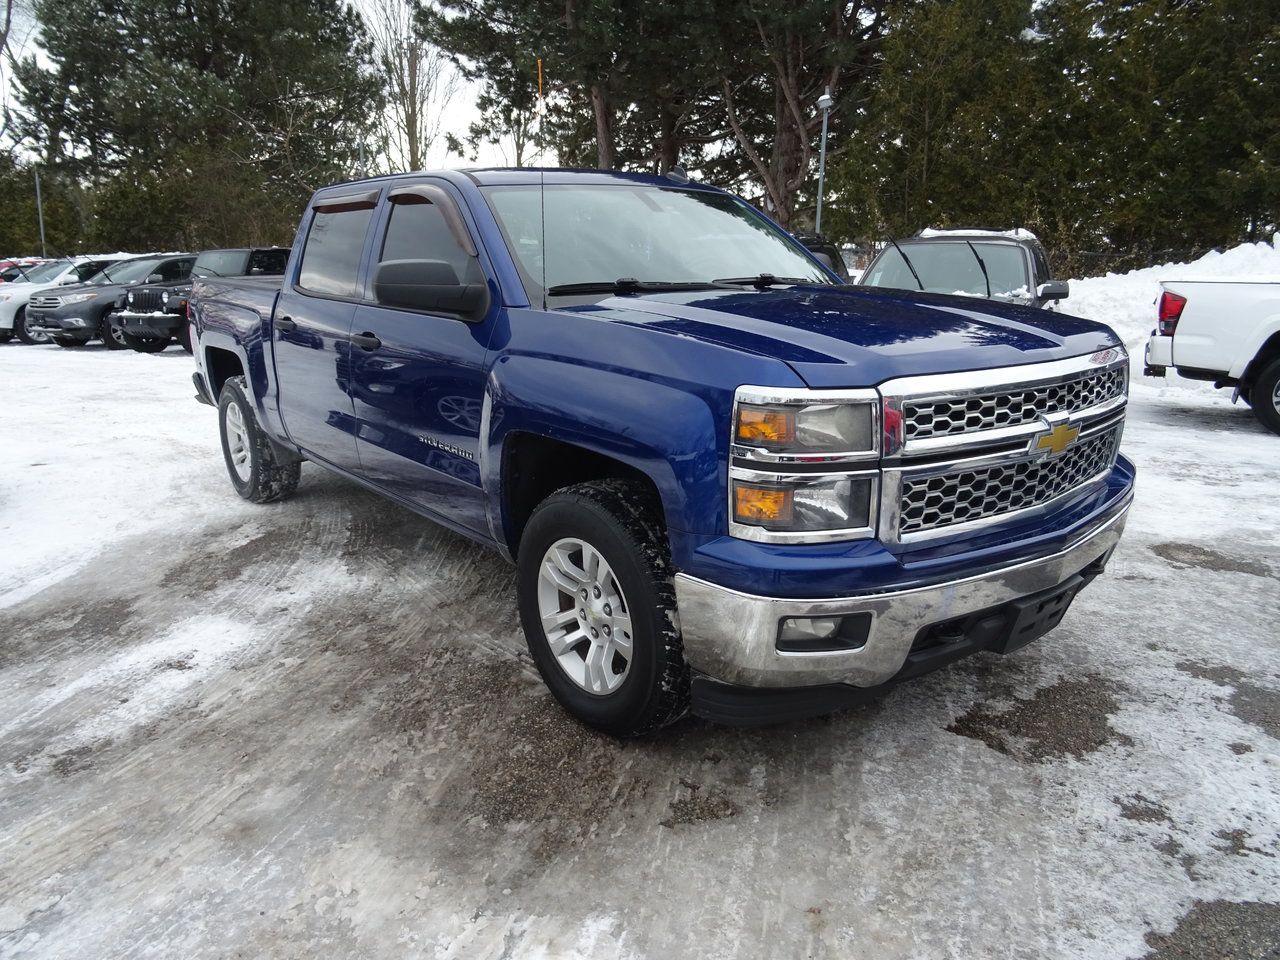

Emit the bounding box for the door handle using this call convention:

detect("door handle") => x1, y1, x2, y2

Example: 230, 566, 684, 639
350, 332, 381, 351
275, 316, 297, 332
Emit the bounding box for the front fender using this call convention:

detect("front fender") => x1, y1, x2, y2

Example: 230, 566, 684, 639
483, 354, 721, 540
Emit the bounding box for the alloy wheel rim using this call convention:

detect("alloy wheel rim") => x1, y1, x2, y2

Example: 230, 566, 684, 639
109, 323, 127, 347
536, 537, 634, 695
1273, 378, 1280, 411
224, 401, 252, 481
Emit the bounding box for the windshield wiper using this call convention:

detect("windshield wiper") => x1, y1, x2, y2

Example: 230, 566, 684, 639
888, 239, 925, 291
713, 274, 811, 289
546, 278, 727, 296
964, 240, 992, 298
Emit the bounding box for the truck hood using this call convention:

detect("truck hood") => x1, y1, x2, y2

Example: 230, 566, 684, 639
584, 285, 1121, 387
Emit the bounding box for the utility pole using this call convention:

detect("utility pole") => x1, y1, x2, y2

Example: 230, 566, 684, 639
815, 87, 834, 235
33, 168, 47, 258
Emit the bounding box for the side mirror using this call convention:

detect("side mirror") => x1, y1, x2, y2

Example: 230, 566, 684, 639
57, 277, 78, 285
146, 273, 164, 284
374, 259, 488, 321
1038, 280, 1069, 301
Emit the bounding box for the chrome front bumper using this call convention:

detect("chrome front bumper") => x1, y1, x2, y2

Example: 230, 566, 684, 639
674, 498, 1130, 689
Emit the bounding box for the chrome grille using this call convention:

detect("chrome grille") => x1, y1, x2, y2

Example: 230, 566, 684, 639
904, 366, 1126, 441
29, 296, 61, 309
899, 424, 1121, 535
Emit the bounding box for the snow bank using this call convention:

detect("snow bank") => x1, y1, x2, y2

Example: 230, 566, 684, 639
1068, 234, 1280, 348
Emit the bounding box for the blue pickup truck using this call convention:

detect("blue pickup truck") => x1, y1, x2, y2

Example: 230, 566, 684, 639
190, 168, 1135, 735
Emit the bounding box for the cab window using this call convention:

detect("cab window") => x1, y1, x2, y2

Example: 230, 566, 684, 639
377, 196, 483, 289
298, 206, 374, 298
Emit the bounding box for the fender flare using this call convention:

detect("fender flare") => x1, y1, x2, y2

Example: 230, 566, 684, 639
480, 354, 725, 553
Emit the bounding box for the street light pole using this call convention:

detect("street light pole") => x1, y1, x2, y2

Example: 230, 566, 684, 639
815, 87, 834, 235
33, 168, 47, 258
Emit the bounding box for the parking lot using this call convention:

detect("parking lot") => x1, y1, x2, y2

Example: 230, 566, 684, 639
1, 340, 1278, 959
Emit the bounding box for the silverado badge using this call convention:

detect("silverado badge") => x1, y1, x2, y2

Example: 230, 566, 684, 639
1032, 422, 1081, 456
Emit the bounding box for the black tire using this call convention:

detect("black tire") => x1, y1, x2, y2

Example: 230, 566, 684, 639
101, 313, 130, 350
217, 375, 301, 503
177, 322, 193, 354
121, 329, 169, 353
517, 479, 690, 737
52, 336, 85, 348
14, 308, 49, 345
1251, 357, 1280, 436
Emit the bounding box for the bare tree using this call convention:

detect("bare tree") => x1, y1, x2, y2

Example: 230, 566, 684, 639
363, 0, 458, 172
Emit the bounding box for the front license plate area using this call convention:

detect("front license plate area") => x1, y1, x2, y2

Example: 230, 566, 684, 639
992, 572, 1086, 655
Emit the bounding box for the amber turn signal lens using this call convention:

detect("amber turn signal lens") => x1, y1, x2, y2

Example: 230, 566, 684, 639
735, 405, 796, 445
733, 484, 794, 524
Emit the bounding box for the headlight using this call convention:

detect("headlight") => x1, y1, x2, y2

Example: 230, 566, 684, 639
733, 393, 878, 460
127, 292, 134, 304
730, 386, 880, 543
60, 293, 97, 305
161, 291, 170, 305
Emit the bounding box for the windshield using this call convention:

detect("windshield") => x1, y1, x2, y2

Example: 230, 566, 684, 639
192, 250, 247, 278
483, 184, 831, 299
862, 241, 1031, 299
20, 260, 70, 283
95, 258, 162, 285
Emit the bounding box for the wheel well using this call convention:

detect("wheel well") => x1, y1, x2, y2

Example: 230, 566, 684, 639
502, 433, 664, 554
204, 347, 245, 398
1243, 332, 1280, 391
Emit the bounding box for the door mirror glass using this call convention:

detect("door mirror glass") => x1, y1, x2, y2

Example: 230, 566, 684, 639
1037, 280, 1069, 300
374, 259, 488, 320
146, 273, 164, 284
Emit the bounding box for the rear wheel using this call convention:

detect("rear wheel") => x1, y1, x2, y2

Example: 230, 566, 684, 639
517, 479, 690, 737
14, 308, 48, 345
1251, 358, 1280, 436
218, 375, 301, 503
121, 329, 169, 353
177, 322, 193, 354
101, 313, 129, 350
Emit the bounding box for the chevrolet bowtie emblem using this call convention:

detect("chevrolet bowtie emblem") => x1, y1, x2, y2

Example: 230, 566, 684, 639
1034, 423, 1080, 456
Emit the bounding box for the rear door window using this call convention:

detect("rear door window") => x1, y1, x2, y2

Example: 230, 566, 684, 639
299, 207, 375, 298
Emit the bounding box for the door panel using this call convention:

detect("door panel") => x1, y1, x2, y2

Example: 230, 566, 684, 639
271, 201, 376, 472
348, 179, 494, 534
273, 292, 361, 470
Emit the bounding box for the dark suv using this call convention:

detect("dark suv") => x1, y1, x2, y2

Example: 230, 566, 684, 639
116, 247, 289, 353
26, 254, 195, 349
859, 229, 1069, 309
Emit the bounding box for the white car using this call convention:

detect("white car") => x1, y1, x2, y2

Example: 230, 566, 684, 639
1144, 276, 1280, 434
0, 255, 129, 344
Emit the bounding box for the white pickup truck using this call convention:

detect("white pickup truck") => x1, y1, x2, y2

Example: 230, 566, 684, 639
1143, 277, 1280, 434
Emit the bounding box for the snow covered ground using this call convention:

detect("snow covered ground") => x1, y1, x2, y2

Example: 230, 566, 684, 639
0, 249, 1278, 960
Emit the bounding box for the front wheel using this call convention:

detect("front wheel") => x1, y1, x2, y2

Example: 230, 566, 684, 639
101, 313, 129, 350
218, 376, 301, 502
177, 322, 193, 354
1251, 358, 1280, 436
517, 479, 690, 737
14, 308, 49, 345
